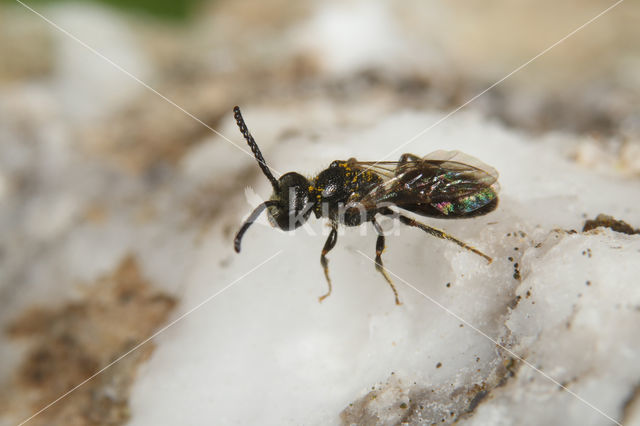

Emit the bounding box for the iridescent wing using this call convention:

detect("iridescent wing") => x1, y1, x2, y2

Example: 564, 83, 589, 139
353, 150, 499, 217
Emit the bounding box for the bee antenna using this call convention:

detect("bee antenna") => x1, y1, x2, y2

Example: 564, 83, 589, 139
233, 106, 280, 191
234, 200, 279, 252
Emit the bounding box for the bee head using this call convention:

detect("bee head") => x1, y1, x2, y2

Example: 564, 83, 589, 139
267, 172, 313, 231
233, 107, 313, 252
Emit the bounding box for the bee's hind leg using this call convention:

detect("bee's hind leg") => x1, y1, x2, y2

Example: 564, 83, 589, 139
380, 208, 492, 263
319, 223, 338, 302
372, 217, 401, 305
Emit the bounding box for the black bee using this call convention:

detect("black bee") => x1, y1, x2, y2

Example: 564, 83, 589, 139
233, 106, 499, 305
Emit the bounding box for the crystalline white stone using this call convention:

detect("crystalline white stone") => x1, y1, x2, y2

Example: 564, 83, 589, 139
127, 110, 640, 425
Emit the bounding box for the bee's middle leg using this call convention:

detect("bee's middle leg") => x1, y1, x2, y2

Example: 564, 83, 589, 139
319, 223, 338, 302
372, 217, 401, 305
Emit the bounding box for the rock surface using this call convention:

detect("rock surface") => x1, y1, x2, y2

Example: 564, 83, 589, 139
1, 1, 639, 425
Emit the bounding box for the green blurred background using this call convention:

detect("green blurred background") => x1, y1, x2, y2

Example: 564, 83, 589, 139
2, 0, 204, 19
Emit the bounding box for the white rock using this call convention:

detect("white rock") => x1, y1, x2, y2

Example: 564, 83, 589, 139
128, 110, 640, 425
47, 3, 150, 123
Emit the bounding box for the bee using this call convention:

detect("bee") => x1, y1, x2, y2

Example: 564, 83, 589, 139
232, 106, 499, 305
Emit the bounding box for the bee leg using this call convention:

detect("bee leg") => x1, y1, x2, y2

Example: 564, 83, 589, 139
383, 210, 492, 263
372, 218, 401, 305
318, 224, 338, 302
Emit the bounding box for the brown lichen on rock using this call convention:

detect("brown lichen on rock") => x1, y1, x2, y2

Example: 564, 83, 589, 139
341, 355, 519, 426
582, 214, 640, 235
1, 255, 176, 426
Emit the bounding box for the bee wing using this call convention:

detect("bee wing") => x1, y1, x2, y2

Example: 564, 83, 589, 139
348, 161, 398, 178
352, 150, 497, 181
356, 150, 499, 208
419, 151, 498, 201
422, 150, 499, 180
